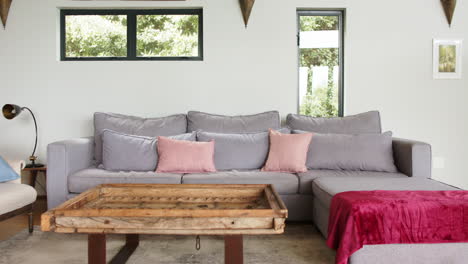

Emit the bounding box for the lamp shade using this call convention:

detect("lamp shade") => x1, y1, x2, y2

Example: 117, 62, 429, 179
2, 104, 23, 120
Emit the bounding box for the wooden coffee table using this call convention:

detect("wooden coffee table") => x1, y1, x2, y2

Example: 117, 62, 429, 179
41, 184, 288, 264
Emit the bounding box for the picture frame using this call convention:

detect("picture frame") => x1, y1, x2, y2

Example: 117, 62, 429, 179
433, 39, 463, 79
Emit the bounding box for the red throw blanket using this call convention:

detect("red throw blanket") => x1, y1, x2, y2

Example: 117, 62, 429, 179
326, 191, 468, 264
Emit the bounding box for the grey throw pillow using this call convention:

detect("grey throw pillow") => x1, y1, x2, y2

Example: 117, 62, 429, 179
102, 130, 196, 172
196, 128, 290, 171
287, 111, 381, 134
94, 112, 187, 164
293, 130, 397, 173
187, 111, 281, 133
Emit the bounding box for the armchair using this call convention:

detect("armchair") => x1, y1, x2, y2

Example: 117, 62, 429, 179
0, 159, 37, 233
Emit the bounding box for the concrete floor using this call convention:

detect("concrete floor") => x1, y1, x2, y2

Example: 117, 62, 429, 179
0, 223, 335, 264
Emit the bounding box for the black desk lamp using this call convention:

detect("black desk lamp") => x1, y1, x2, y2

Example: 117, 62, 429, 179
2, 104, 44, 168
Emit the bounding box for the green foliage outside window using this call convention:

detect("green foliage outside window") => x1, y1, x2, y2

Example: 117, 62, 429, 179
65, 15, 127, 57
299, 16, 340, 117
137, 15, 199, 57
65, 14, 199, 58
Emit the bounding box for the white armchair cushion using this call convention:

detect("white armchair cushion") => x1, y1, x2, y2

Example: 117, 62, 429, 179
0, 183, 37, 215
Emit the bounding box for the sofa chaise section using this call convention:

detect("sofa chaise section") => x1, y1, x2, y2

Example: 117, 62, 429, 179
297, 170, 408, 195
312, 176, 457, 237
312, 175, 465, 264
349, 243, 468, 264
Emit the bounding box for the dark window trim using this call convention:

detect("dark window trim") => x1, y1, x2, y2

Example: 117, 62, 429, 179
297, 10, 345, 117
60, 9, 204, 61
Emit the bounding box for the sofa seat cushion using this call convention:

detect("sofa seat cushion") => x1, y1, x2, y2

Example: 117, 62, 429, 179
0, 183, 37, 215
182, 171, 299, 195
68, 168, 183, 194
313, 176, 457, 209
298, 170, 408, 194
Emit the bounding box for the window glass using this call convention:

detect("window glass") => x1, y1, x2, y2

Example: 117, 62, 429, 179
298, 12, 343, 117
137, 15, 199, 57
65, 15, 127, 58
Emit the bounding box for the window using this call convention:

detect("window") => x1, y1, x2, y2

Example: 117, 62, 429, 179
297, 10, 344, 117
60, 9, 203, 61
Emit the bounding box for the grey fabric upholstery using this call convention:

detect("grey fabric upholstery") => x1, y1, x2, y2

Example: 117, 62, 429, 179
182, 170, 299, 195
280, 194, 314, 221
294, 131, 397, 172
350, 243, 468, 264
102, 130, 158, 172
314, 197, 468, 264
102, 130, 196, 172
298, 170, 408, 195
286, 111, 381, 134
187, 111, 281, 133
94, 112, 187, 164
68, 168, 182, 194
47, 137, 94, 209
196, 129, 289, 171
313, 198, 329, 237
313, 177, 457, 209
393, 138, 432, 178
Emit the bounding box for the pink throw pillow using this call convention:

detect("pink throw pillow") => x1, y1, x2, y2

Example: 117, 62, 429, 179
156, 136, 217, 173
262, 129, 313, 173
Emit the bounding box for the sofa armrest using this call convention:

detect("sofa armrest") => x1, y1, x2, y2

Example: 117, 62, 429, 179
47, 137, 94, 209
4, 159, 25, 184
392, 138, 431, 178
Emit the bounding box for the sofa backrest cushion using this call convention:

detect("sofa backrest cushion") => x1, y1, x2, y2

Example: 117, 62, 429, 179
187, 111, 281, 133
94, 112, 187, 164
102, 130, 196, 172
293, 130, 397, 173
196, 128, 290, 171
286, 111, 381, 134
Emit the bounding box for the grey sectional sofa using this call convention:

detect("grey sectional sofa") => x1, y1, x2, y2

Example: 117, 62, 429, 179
47, 110, 466, 264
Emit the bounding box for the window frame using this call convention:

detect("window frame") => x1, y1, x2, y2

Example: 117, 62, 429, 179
60, 9, 204, 61
297, 10, 345, 117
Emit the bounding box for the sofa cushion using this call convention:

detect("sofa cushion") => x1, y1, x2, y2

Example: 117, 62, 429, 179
294, 131, 397, 173
0, 184, 37, 215
313, 176, 457, 209
187, 111, 281, 133
196, 129, 289, 171
102, 130, 196, 172
94, 112, 187, 164
262, 130, 313, 173
286, 111, 381, 134
298, 170, 408, 194
156, 136, 216, 173
182, 170, 299, 195
68, 168, 183, 193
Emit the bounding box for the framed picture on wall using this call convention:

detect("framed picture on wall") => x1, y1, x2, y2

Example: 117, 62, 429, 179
433, 39, 463, 79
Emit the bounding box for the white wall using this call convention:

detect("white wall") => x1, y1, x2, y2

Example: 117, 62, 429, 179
1, 0, 467, 188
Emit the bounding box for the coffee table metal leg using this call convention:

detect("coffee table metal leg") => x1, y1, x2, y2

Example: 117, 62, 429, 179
225, 235, 243, 264
110, 234, 140, 264
88, 234, 106, 264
